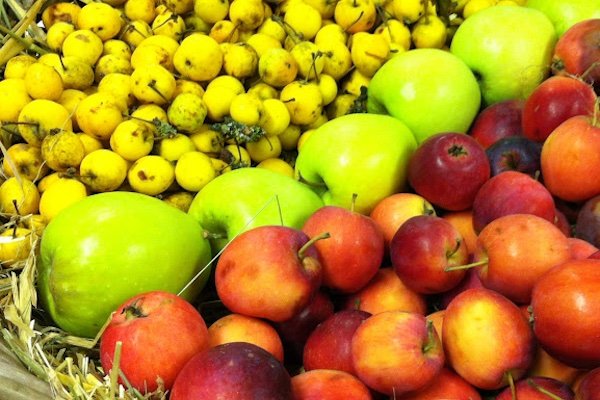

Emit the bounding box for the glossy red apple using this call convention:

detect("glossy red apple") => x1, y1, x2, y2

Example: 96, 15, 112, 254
495, 376, 574, 400
574, 367, 600, 400
302, 204, 385, 294
99, 291, 211, 393
170, 342, 292, 399
441, 209, 478, 255
407, 132, 491, 211
531, 258, 600, 369
390, 214, 469, 294
522, 75, 597, 142
291, 369, 373, 400
471, 170, 557, 233
468, 98, 525, 149
442, 287, 536, 391
541, 114, 600, 203
340, 267, 428, 316
302, 309, 371, 375
369, 192, 436, 252
568, 236, 600, 260
215, 225, 323, 322
485, 136, 542, 178
351, 310, 445, 396
552, 18, 600, 93
394, 367, 482, 400
469, 213, 572, 305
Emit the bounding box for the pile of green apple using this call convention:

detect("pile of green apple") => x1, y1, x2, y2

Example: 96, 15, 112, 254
33, 0, 600, 398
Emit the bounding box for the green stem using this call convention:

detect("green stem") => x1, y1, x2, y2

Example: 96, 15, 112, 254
444, 259, 488, 272
298, 232, 330, 260
0, 24, 49, 56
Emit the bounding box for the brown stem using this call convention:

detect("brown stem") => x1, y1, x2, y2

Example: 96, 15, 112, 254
298, 231, 330, 260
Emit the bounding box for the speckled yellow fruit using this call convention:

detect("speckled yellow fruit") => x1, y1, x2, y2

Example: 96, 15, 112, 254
39, 178, 88, 222
79, 149, 129, 192
127, 155, 176, 196
0, 227, 34, 266
0, 177, 40, 216
256, 157, 294, 178
174, 151, 216, 192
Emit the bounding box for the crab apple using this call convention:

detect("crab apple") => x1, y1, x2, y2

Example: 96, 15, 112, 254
485, 136, 542, 178
495, 376, 574, 400
291, 369, 373, 400
468, 98, 526, 149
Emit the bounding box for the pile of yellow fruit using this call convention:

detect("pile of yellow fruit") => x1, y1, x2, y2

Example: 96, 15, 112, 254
0, 0, 522, 267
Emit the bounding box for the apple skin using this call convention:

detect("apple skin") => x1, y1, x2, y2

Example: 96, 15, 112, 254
302, 309, 371, 375
367, 48, 481, 145
442, 287, 536, 391
525, 0, 600, 38
574, 367, 600, 400
574, 193, 600, 248
351, 310, 445, 396
531, 258, 600, 369
468, 98, 525, 149
294, 113, 417, 215
301, 205, 385, 294
207, 313, 285, 364
215, 225, 323, 322
436, 267, 484, 310
169, 342, 292, 400
369, 192, 436, 253
485, 136, 542, 178
521, 75, 597, 143
394, 367, 482, 400
407, 132, 491, 212
99, 291, 211, 393
390, 215, 469, 294
340, 267, 428, 316
187, 167, 324, 253
471, 170, 556, 234
291, 369, 374, 400
37, 191, 213, 338
552, 19, 600, 93
495, 376, 574, 400
541, 115, 600, 203
451, 5, 557, 106
472, 213, 572, 305
441, 210, 478, 256
568, 237, 600, 260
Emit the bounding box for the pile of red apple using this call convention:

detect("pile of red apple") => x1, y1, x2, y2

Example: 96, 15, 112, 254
96, 18, 600, 400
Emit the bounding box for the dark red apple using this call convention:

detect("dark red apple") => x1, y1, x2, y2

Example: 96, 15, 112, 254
574, 193, 600, 248
471, 170, 556, 234
495, 376, 574, 400
291, 369, 374, 400
468, 98, 525, 149
99, 291, 211, 393
552, 18, 600, 94
436, 266, 484, 310
574, 367, 600, 400
407, 132, 491, 211
395, 367, 482, 400
302, 309, 371, 375
568, 237, 600, 260
302, 204, 385, 294
485, 136, 542, 178
531, 258, 600, 369
522, 75, 597, 142
215, 225, 323, 322
170, 342, 292, 399
389, 214, 469, 294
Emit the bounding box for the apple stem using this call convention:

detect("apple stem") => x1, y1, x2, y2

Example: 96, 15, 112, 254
526, 378, 564, 400
444, 259, 487, 272
298, 231, 330, 260
123, 299, 148, 321
350, 193, 358, 213
203, 230, 227, 240
421, 319, 437, 353
580, 61, 600, 84
592, 96, 600, 127
506, 371, 516, 400
108, 341, 123, 398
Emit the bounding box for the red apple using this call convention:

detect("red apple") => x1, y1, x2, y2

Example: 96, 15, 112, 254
390, 214, 469, 294
527, 346, 587, 388
471, 170, 557, 234
574, 367, 600, 400
407, 132, 491, 211
302, 309, 371, 375
521, 75, 597, 142
541, 114, 600, 203
393, 367, 482, 400
574, 192, 600, 248
568, 237, 600, 260
554, 207, 573, 237
469, 213, 572, 305
170, 342, 292, 399
271, 289, 334, 365
552, 18, 600, 94
441, 209, 478, 255
207, 313, 285, 363
369, 192, 436, 252
99, 291, 211, 393
291, 369, 374, 400
340, 267, 428, 316
468, 98, 526, 149
485, 136, 542, 178
436, 266, 484, 310
442, 287, 536, 391
495, 376, 574, 400
215, 225, 323, 322
302, 204, 385, 294
351, 310, 445, 396
531, 258, 600, 369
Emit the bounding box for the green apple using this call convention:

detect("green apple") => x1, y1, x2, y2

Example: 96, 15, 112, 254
367, 48, 481, 144
294, 113, 417, 215
525, 0, 600, 38
187, 167, 324, 253
450, 5, 557, 107
37, 191, 212, 338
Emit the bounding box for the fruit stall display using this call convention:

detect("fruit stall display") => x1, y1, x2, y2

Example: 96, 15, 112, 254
1, 0, 600, 398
